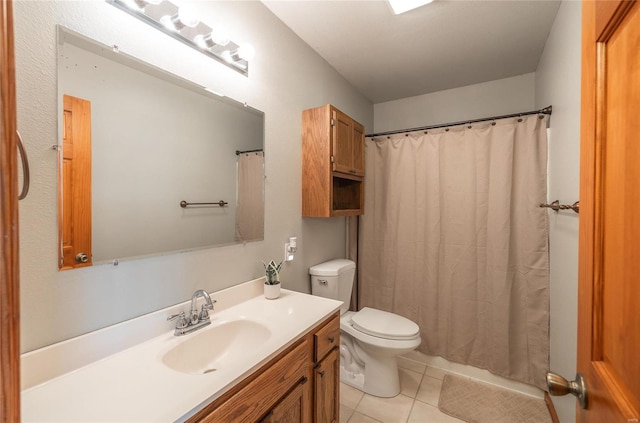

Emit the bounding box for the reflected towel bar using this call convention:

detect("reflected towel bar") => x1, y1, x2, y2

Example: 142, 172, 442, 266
180, 200, 228, 208
540, 200, 579, 214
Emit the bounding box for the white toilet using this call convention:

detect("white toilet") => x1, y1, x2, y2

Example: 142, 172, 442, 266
310, 259, 421, 398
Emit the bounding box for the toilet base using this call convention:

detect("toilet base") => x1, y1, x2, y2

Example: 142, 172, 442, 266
340, 365, 365, 392
339, 353, 402, 398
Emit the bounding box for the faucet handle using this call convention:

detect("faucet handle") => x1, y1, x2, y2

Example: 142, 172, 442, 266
167, 311, 188, 329
199, 299, 217, 320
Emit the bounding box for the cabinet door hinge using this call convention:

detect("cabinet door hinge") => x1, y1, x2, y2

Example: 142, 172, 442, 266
330, 118, 335, 126
330, 155, 335, 163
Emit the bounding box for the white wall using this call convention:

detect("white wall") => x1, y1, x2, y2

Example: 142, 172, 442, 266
373, 73, 535, 133
535, 2, 582, 422
15, 0, 372, 352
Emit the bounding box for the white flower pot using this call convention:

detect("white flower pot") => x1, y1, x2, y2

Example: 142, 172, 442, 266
264, 283, 281, 299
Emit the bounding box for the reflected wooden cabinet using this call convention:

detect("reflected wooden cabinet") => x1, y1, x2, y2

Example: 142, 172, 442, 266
188, 312, 340, 423
302, 105, 365, 217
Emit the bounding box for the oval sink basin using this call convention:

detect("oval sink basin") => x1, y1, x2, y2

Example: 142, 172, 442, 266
162, 320, 271, 375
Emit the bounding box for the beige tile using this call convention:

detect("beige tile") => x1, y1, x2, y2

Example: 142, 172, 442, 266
341, 382, 365, 409
397, 356, 427, 374
348, 411, 382, 423
408, 400, 466, 423
356, 394, 414, 423
425, 366, 447, 380
415, 376, 443, 406
399, 368, 423, 398
402, 350, 430, 364
341, 404, 355, 423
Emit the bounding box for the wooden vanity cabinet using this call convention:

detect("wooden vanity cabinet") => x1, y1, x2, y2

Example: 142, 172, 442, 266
187, 312, 340, 423
313, 315, 340, 423
302, 105, 365, 217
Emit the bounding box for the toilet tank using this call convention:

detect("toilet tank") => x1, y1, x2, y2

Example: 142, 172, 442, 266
309, 259, 356, 315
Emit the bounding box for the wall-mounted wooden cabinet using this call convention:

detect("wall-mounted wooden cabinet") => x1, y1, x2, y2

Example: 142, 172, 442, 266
302, 105, 365, 217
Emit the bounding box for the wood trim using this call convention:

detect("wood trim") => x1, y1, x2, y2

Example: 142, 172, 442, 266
544, 393, 560, 423
0, 0, 21, 421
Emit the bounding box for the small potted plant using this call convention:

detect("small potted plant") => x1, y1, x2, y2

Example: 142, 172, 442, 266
263, 259, 283, 299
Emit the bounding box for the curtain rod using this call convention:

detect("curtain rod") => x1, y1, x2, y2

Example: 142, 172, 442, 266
366, 105, 552, 138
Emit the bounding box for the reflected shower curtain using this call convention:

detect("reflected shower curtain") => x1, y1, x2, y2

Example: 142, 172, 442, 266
360, 115, 549, 389
235, 152, 264, 242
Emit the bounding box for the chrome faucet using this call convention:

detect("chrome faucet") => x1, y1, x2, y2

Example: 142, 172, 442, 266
167, 289, 217, 336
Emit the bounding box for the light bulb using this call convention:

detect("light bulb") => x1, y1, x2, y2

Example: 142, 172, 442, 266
194, 34, 213, 49
210, 28, 230, 47
221, 50, 233, 63
177, 7, 199, 28
160, 14, 175, 31
194, 30, 231, 50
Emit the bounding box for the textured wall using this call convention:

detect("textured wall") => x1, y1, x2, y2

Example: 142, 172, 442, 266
14, 0, 372, 352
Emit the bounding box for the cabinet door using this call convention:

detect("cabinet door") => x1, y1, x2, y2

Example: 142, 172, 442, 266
262, 378, 310, 423
331, 109, 364, 177
314, 348, 339, 423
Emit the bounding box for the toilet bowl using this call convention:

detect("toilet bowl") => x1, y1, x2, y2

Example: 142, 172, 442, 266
309, 259, 421, 397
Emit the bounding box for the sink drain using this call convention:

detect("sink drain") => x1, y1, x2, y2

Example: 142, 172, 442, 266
203, 368, 217, 374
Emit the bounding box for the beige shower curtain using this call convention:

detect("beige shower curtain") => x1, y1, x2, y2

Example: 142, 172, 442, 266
235, 152, 264, 242
360, 114, 550, 389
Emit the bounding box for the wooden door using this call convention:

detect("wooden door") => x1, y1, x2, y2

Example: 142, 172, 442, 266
314, 348, 339, 423
262, 380, 309, 423
59, 94, 92, 269
0, 0, 20, 420
578, 1, 640, 421
331, 108, 365, 177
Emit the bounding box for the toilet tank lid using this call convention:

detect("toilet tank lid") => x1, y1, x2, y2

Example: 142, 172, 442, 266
309, 259, 355, 276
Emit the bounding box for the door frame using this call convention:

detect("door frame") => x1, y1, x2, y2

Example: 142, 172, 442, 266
0, 0, 21, 420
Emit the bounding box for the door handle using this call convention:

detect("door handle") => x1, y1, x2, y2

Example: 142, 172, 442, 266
75, 252, 89, 263
546, 372, 588, 409
16, 130, 30, 200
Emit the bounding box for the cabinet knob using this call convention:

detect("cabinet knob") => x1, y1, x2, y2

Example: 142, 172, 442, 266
318, 370, 325, 377
328, 336, 335, 343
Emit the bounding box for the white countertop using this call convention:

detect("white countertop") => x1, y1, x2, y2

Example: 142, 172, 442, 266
21, 282, 341, 422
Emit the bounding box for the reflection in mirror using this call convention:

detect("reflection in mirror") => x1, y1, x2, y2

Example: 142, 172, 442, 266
57, 27, 264, 270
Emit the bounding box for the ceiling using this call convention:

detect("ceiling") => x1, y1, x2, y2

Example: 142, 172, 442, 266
262, 0, 561, 103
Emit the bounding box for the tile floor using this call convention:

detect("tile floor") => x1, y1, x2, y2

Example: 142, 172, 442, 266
340, 353, 465, 423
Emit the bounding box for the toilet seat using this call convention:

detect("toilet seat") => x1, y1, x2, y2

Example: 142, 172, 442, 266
341, 309, 421, 351
350, 307, 419, 340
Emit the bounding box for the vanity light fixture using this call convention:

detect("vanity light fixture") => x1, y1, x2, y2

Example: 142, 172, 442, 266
106, 0, 254, 76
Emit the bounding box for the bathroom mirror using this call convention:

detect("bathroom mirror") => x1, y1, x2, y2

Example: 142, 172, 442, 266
57, 27, 264, 270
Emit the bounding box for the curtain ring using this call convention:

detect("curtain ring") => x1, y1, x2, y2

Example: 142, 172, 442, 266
16, 130, 30, 200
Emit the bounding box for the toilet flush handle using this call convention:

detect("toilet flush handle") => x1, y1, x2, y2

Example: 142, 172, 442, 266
318, 279, 328, 285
